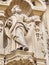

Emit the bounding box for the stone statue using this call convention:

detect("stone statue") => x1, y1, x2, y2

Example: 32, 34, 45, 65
5, 5, 41, 53
5, 5, 29, 52
5, 18, 12, 54
11, 5, 41, 51
0, 0, 47, 65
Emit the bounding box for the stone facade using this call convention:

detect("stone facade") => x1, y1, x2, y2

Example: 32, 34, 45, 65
0, 0, 48, 65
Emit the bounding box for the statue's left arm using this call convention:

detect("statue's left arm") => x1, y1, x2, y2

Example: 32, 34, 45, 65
23, 14, 41, 22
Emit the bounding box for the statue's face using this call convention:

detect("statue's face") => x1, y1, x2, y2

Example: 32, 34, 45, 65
15, 7, 22, 13
6, 19, 12, 28
0, 21, 3, 32
12, 5, 22, 14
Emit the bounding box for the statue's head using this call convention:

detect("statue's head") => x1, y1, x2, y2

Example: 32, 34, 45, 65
5, 18, 12, 29
0, 21, 3, 32
11, 5, 22, 14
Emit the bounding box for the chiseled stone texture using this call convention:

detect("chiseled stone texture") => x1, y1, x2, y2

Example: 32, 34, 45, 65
0, 0, 47, 65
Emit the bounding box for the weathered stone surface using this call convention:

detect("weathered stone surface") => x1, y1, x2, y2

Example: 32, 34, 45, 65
0, 0, 47, 65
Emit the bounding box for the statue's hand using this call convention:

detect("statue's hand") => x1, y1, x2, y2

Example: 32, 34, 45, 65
29, 15, 41, 22
24, 17, 30, 23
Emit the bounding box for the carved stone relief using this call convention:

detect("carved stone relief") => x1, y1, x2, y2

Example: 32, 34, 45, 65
0, 0, 47, 65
